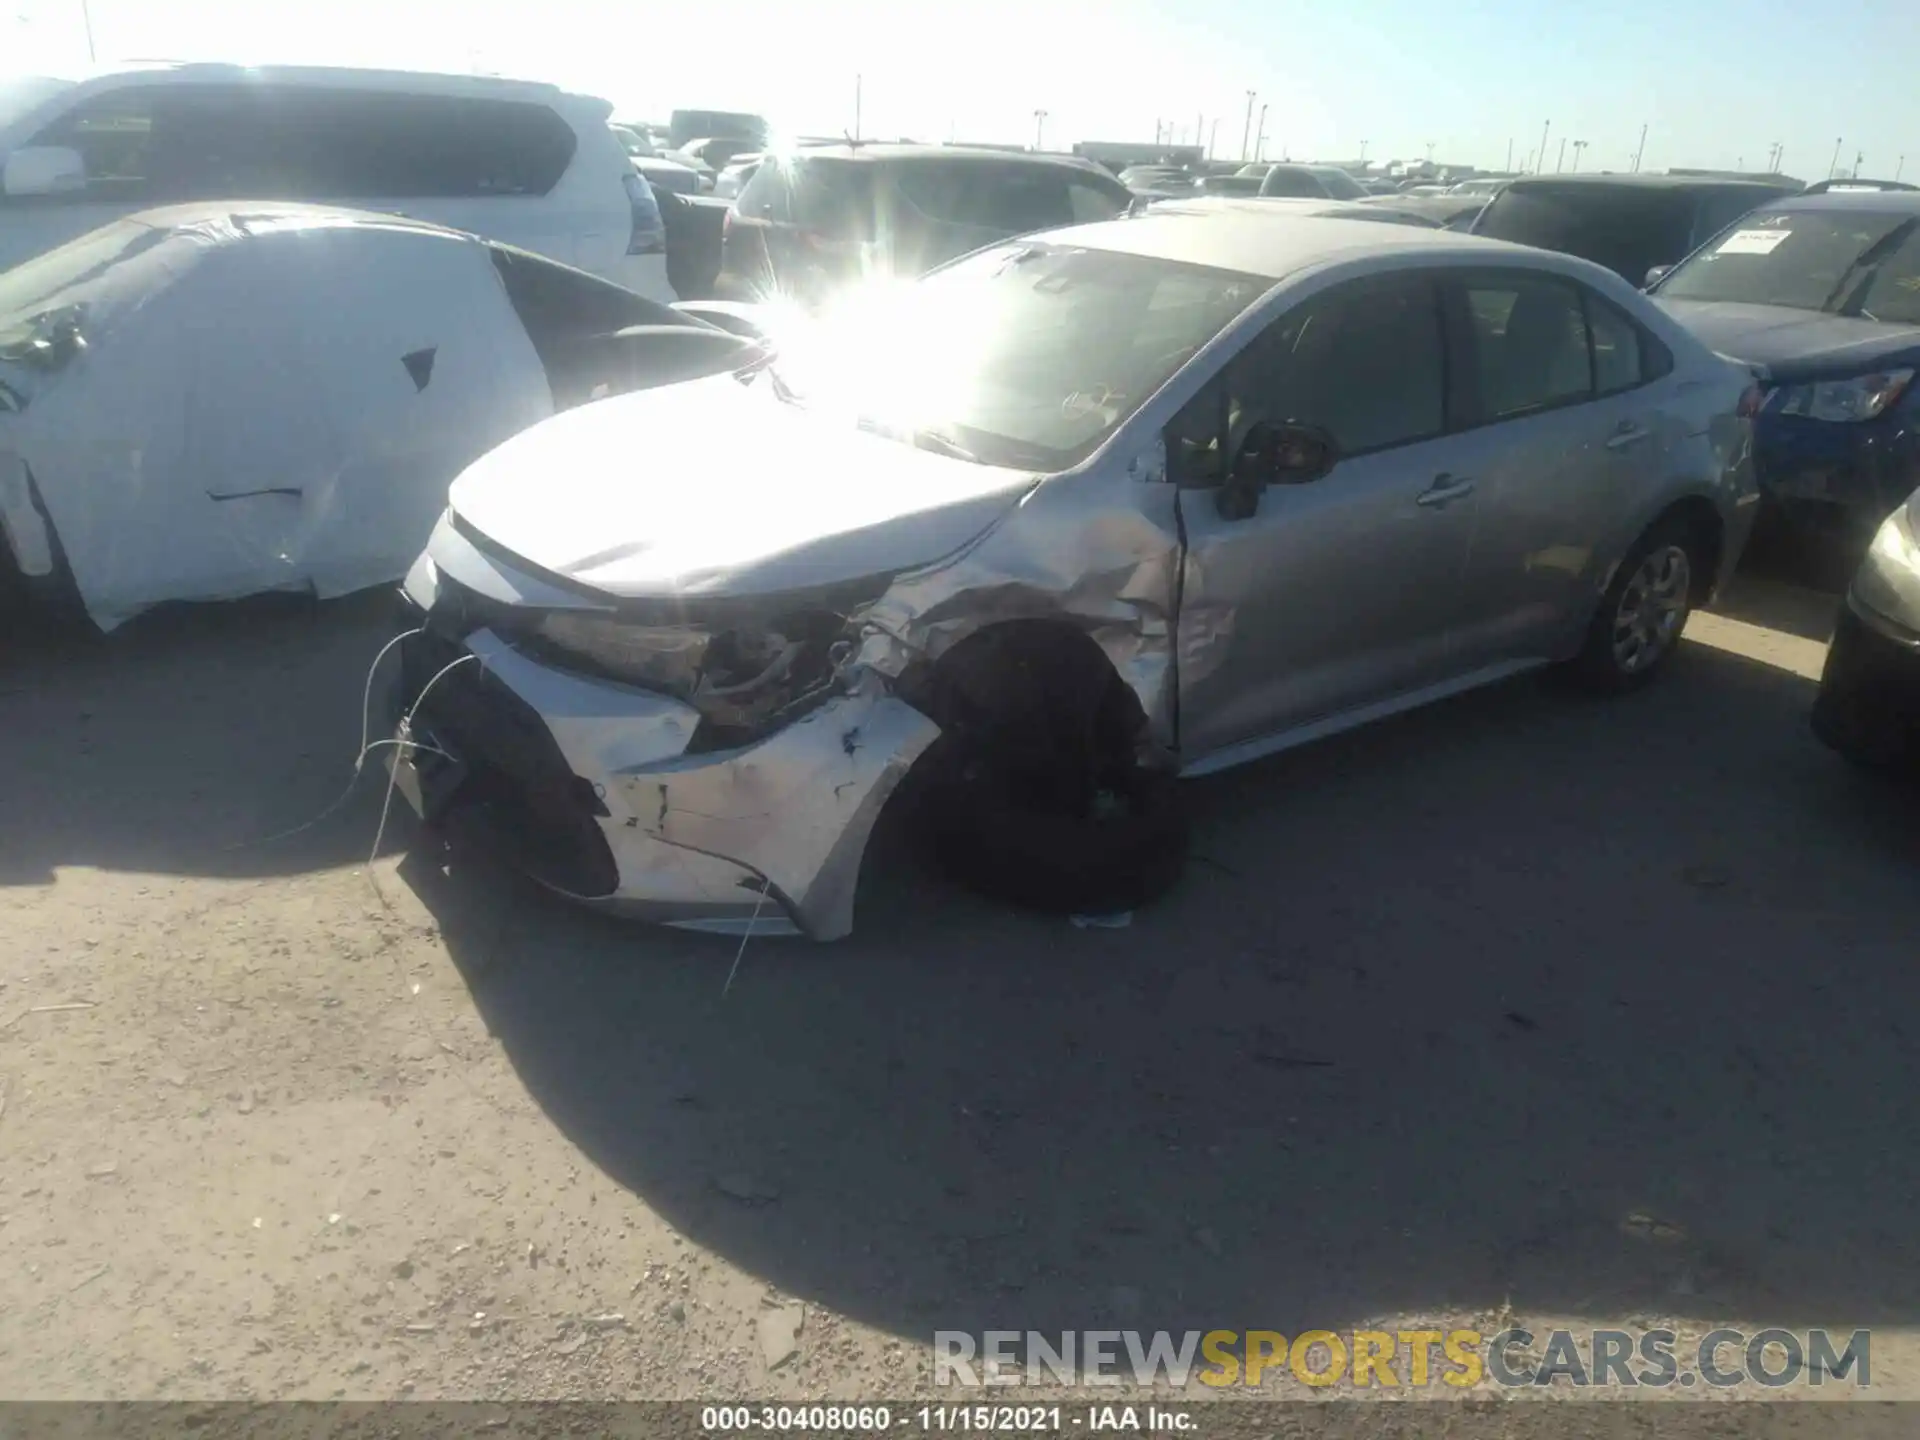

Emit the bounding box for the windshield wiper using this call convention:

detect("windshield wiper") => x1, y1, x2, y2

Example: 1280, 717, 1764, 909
1821, 218, 1920, 314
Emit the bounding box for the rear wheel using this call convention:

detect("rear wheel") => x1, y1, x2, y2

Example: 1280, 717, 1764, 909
1565, 519, 1701, 693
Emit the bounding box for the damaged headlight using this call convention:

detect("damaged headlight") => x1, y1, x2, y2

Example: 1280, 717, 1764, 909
1853, 491, 1920, 633
532, 609, 844, 740
1768, 369, 1913, 423
535, 612, 713, 691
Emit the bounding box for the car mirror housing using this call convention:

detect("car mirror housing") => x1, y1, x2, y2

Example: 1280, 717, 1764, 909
1643, 264, 1672, 290
1215, 420, 1338, 519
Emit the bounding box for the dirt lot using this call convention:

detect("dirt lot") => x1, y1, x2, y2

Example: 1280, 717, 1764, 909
1, 564, 1916, 1407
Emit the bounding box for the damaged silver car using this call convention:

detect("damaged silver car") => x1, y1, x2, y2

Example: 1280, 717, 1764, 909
385, 210, 1762, 937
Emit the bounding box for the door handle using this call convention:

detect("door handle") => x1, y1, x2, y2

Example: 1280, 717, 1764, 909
1606, 424, 1651, 450
1416, 474, 1476, 508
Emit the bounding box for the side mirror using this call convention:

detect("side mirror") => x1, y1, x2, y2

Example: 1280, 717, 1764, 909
1642, 264, 1672, 290
1215, 421, 1338, 520
3, 145, 87, 198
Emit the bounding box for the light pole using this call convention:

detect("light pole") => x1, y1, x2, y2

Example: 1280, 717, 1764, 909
1359, 139, 1369, 163
1255, 103, 1268, 161
1208, 118, 1219, 159
1571, 139, 1587, 172
1632, 122, 1648, 173
1854, 149, 1864, 178
1505, 138, 1514, 172
1241, 91, 1255, 162
1830, 136, 1843, 177
1537, 119, 1551, 174
854, 74, 862, 143
79, 0, 96, 61
1898, 155, 1907, 182
1556, 137, 1567, 172
1033, 109, 1047, 152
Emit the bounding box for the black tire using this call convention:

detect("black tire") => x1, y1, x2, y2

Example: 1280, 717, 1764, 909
1564, 517, 1703, 694
919, 758, 1190, 916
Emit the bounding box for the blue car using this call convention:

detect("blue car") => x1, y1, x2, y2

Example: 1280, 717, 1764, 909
1648, 187, 1920, 548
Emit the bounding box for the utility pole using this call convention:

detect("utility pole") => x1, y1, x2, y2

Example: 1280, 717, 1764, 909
1240, 91, 1255, 162
1556, 136, 1567, 172
1033, 109, 1047, 151
1571, 139, 1587, 172
1830, 136, 1843, 177
1537, 119, 1551, 174
854, 74, 862, 143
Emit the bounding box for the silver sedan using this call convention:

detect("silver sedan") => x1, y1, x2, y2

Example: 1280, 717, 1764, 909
384, 211, 1761, 937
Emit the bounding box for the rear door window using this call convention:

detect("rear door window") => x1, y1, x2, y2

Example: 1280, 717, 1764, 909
1453, 273, 1594, 422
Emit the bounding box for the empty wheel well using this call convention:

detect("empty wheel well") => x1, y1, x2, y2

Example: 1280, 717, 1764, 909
904, 620, 1147, 808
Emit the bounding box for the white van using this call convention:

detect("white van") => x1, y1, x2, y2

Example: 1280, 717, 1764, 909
0, 63, 672, 302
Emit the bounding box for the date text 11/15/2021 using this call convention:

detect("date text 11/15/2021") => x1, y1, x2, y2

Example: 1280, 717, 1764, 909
701, 1406, 1195, 1432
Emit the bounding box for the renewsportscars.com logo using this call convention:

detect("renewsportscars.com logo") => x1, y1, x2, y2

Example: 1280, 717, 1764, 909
933, 1328, 1871, 1390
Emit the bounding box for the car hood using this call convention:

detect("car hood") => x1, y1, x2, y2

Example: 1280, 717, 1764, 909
1655, 300, 1920, 381
447, 373, 1041, 602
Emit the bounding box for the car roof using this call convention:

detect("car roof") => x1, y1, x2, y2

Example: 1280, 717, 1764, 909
1763, 189, 1920, 214
126, 200, 477, 243
32, 60, 589, 103
1043, 208, 1539, 279
1499, 173, 1793, 194
784, 143, 1111, 173
1145, 196, 1432, 227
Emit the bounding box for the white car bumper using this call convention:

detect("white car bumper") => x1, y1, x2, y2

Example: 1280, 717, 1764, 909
387, 625, 939, 940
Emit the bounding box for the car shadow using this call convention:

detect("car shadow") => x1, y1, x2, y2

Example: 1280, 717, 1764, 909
0, 588, 410, 887
403, 635, 1920, 1344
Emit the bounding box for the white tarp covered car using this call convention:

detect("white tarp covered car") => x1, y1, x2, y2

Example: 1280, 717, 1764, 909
0, 202, 757, 631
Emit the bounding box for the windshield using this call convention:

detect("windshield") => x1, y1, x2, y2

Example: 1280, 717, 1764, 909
768, 242, 1265, 470
1475, 184, 1694, 282
1657, 209, 1920, 322
0, 75, 70, 136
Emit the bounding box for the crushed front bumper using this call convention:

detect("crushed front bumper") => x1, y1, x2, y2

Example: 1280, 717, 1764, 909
386, 625, 940, 939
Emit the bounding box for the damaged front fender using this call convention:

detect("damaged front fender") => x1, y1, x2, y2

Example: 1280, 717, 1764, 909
852, 451, 1184, 748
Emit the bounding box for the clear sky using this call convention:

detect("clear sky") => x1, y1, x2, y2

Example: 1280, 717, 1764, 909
7, 0, 1916, 179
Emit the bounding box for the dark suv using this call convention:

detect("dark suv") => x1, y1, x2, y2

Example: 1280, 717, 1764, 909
1471, 174, 1800, 286
720, 144, 1133, 305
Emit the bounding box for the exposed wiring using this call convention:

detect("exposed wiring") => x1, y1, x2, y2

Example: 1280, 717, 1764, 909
222, 628, 424, 851
365, 651, 481, 875
721, 873, 774, 998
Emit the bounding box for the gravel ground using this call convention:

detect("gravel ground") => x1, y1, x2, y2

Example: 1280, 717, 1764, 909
1, 565, 1916, 1412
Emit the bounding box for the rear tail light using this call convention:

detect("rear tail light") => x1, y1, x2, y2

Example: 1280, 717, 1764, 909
1737, 383, 1764, 420
622, 172, 667, 256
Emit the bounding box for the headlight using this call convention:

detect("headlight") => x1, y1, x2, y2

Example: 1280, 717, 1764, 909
1768, 369, 1913, 423
531, 610, 841, 738
1853, 492, 1920, 632
535, 611, 711, 690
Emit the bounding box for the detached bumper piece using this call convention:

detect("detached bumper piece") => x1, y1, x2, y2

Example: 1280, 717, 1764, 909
1812, 602, 1920, 774
392, 627, 620, 898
